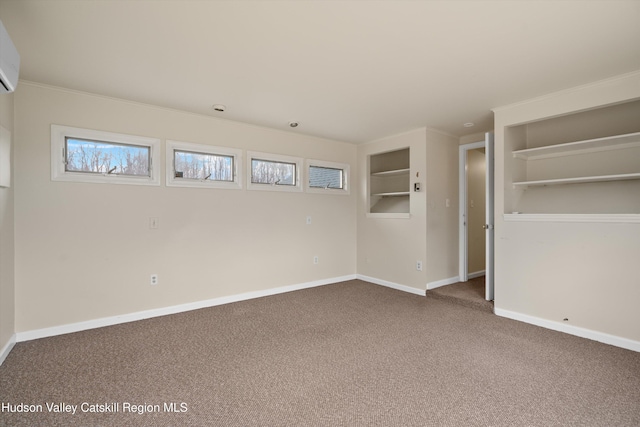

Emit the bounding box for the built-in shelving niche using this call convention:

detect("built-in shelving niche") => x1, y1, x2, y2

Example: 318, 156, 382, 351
504, 99, 640, 223
368, 147, 410, 217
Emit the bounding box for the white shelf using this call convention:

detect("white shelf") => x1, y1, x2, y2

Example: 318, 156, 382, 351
372, 191, 410, 197
513, 172, 640, 189
371, 168, 410, 177
504, 213, 640, 223
512, 131, 640, 160
369, 147, 410, 215
505, 101, 640, 218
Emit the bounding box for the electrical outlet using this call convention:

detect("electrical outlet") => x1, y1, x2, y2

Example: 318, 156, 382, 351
313, 256, 319, 264
306, 216, 312, 225
150, 274, 158, 285
416, 261, 422, 271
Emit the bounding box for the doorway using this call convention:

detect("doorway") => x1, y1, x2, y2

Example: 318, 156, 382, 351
458, 133, 494, 301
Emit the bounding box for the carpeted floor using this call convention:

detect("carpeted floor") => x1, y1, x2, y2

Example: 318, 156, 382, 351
427, 276, 494, 313
1, 279, 639, 426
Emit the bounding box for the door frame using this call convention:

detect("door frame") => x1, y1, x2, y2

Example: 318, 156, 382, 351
485, 132, 495, 301
458, 140, 486, 283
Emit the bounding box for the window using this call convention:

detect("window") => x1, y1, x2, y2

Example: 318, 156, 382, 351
306, 159, 350, 195
175, 151, 233, 181
65, 138, 150, 176
166, 140, 242, 189
310, 166, 343, 189
251, 158, 296, 185
51, 125, 160, 186
247, 151, 302, 192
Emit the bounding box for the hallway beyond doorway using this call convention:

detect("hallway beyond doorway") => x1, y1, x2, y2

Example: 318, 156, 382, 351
426, 276, 493, 313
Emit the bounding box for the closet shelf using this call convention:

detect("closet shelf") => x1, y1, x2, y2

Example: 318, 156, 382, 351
371, 168, 410, 177
512, 131, 640, 160
372, 191, 410, 197
369, 148, 410, 215
513, 172, 640, 189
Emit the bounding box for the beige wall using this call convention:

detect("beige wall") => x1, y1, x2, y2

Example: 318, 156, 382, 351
425, 130, 459, 284
357, 128, 427, 290
14, 83, 357, 332
493, 71, 640, 342
0, 91, 15, 351
459, 132, 486, 146
356, 127, 459, 291
5, 81, 477, 336
12, 70, 638, 348
466, 149, 485, 274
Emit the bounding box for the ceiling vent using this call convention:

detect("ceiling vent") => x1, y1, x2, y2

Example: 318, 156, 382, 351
0, 19, 20, 93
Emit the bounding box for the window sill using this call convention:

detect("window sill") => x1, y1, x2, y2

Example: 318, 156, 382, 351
503, 213, 640, 223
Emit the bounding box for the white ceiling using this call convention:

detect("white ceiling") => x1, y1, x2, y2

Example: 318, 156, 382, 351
1, 1, 639, 143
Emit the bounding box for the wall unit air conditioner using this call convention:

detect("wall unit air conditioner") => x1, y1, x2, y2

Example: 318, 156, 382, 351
0, 19, 20, 93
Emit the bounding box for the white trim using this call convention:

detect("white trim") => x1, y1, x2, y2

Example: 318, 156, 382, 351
51, 124, 161, 186
365, 213, 411, 219
0, 334, 16, 366
0, 126, 11, 188
357, 274, 425, 296
425, 272, 484, 292
494, 308, 640, 353
503, 213, 640, 223
305, 158, 351, 195
426, 276, 460, 290
459, 140, 485, 282
246, 151, 303, 192
468, 270, 486, 279
166, 140, 242, 190
15, 275, 356, 343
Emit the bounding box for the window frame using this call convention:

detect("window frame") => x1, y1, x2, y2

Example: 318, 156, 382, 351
306, 159, 350, 195
246, 151, 303, 192
51, 124, 161, 186
166, 140, 242, 190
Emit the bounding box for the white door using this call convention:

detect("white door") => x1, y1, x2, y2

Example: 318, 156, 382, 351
484, 132, 495, 301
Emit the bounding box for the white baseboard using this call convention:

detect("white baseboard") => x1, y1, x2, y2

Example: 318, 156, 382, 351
16, 275, 357, 343
426, 272, 484, 290
0, 334, 16, 366
356, 274, 425, 296
426, 276, 459, 290
468, 270, 486, 279
494, 308, 640, 353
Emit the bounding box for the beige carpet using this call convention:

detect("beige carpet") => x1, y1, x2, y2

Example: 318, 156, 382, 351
427, 276, 494, 313
1, 279, 639, 426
